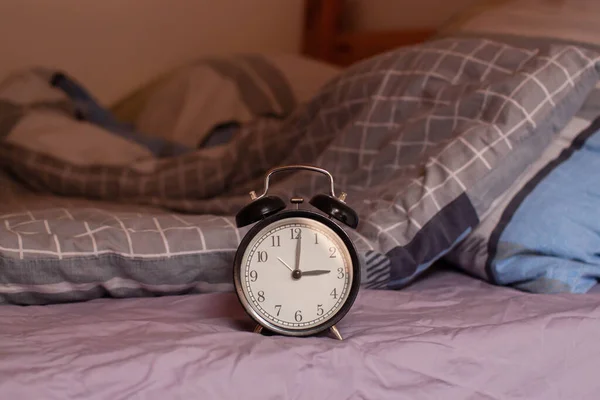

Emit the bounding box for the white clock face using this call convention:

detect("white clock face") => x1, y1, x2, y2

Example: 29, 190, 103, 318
239, 216, 354, 331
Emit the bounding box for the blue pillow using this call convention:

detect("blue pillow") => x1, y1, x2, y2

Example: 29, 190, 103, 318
446, 113, 600, 293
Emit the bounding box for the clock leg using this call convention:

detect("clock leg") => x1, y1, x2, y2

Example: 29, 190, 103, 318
329, 325, 343, 341
253, 325, 264, 334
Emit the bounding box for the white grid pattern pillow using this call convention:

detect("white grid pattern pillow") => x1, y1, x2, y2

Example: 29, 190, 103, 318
0, 37, 599, 305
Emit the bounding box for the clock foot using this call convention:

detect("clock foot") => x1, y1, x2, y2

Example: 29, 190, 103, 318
329, 325, 343, 341
253, 325, 264, 334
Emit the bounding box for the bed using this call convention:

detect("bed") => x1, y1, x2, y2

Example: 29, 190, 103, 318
2, 1, 600, 398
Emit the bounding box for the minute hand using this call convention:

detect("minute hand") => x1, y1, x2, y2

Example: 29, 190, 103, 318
294, 230, 301, 271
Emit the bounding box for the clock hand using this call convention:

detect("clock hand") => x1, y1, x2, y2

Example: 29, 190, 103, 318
301, 270, 331, 276
294, 230, 301, 272
277, 257, 294, 272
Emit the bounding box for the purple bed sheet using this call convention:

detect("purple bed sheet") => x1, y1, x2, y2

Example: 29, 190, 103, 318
1, 269, 600, 400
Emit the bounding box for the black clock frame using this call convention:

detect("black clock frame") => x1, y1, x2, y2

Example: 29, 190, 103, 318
233, 209, 361, 337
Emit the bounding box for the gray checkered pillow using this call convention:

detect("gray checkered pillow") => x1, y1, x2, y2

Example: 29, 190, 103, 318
1, 36, 599, 304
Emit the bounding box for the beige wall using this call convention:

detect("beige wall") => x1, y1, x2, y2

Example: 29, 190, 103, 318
348, 0, 479, 30
0, 0, 480, 105
0, 0, 304, 105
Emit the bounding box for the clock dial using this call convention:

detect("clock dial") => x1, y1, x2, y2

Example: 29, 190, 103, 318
239, 216, 353, 331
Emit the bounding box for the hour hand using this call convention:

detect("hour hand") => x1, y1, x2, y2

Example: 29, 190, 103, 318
301, 270, 331, 276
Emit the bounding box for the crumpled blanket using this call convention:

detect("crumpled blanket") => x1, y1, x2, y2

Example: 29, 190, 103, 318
0, 36, 599, 305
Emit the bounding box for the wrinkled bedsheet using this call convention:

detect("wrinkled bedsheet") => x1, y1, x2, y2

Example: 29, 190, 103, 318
1, 269, 599, 400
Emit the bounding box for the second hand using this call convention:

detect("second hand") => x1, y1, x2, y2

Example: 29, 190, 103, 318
277, 257, 294, 272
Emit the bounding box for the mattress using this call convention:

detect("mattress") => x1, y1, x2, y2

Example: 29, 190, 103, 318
1, 268, 599, 399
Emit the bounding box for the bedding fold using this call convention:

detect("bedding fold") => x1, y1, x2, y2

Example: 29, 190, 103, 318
0, 36, 599, 304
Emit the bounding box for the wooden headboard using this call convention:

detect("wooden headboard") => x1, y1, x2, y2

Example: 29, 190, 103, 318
302, 0, 435, 66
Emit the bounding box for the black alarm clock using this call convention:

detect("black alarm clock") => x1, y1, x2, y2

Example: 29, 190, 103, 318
233, 165, 360, 340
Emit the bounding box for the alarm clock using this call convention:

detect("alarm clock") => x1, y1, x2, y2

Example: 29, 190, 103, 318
233, 165, 360, 340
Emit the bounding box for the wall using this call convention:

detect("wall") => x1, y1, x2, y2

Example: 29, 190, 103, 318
348, 0, 480, 30
0, 0, 304, 105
